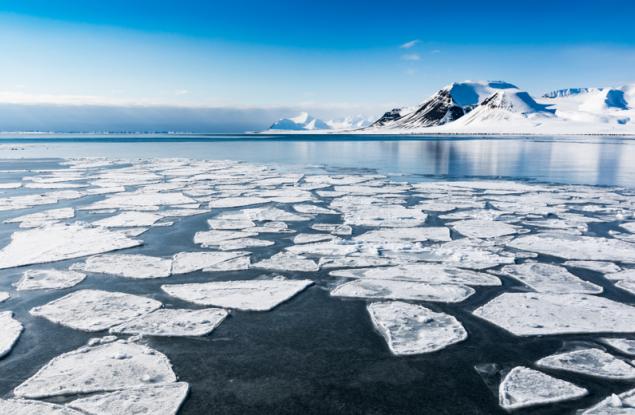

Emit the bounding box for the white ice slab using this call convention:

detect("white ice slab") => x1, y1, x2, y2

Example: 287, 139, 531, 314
605, 269, 635, 282
536, 348, 635, 380
30, 289, 162, 332
218, 238, 274, 250
582, 388, 635, 415
207, 219, 256, 230
319, 256, 401, 269
367, 301, 467, 355
311, 223, 352, 236
508, 233, 635, 262
292, 204, 338, 215
0, 224, 142, 270
94, 211, 164, 227
74, 254, 173, 279
599, 338, 635, 356
253, 252, 319, 272
416, 239, 516, 270
451, 219, 521, 239
498, 366, 588, 410
331, 279, 474, 303
14, 339, 176, 398
293, 233, 338, 244
162, 279, 313, 311
616, 280, 635, 295
354, 227, 451, 243
15, 269, 86, 291
209, 197, 269, 208
0, 311, 23, 358
564, 260, 621, 274
68, 382, 189, 415
84, 192, 196, 210
0, 399, 83, 415
110, 308, 228, 336
4, 208, 75, 228
171, 251, 247, 274
498, 262, 603, 294
0, 291, 8, 303
286, 240, 358, 257
473, 293, 635, 336
193, 230, 258, 247
203, 255, 251, 271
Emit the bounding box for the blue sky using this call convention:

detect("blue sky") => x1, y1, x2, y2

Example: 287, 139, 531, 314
1, 0, 634, 125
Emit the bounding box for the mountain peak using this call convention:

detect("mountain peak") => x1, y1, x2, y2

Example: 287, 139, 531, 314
269, 113, 330, 131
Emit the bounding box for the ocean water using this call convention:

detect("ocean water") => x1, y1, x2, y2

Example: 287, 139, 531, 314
0, 135, 634, 415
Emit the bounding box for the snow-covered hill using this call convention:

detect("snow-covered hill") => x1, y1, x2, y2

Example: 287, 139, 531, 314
268, 112, 331, 131
326, 115, 373, 130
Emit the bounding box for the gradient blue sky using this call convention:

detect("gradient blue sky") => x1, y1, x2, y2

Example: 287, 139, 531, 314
1, 0, 634, 118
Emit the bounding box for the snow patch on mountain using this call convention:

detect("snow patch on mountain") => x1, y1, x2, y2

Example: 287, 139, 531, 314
268, 112, 330, 131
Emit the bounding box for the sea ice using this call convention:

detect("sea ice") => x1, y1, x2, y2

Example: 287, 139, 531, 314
218, 237, 274, 250
171, 251, 247, 274
508, 233, 635, 262
582, 388, 635, 414
331, 279, 474, 303
497, 262, 603, 294
599, 338, 635, 356
193, 230, 258, 247
30, 289, 161, 331
564, 260, 621, 274
498, 366, 588, 410
162, 279, 313, 311
414, 239, 515, 270
93, 211, 164, 228
616, 280, 635, 295
605, 269, 635, 282
367, 301, 467, 355
0, 311, 23, 358
0, 291, 9, 303
74, 254, 173, 279
0, 399, 83, 415
207, 219, 255, 230
68, 382, 189, 415
311, 223, 352, 236
253, 252, 319, 272
286, 240, 358, 256
15, 269, 86, 291
292, 204, 338, 215
473, 293, 635, 336
110, 308, 228, 336
13, 339, 176, 398
0, 224, 142, 270
203, 255, 251, 271
209, 197, 269, 208
354, 227, 451, 243
451, 219, 521, 239
536, 348, 635, 380
4, 208, 75, 228
293, 233, 338, 244
84, 192, 196, 210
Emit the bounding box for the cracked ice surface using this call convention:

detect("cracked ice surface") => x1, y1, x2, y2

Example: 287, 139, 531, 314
110, 308, 228, 336
473, 293, 635, 336
331, 279, 474, 303
367, 301, 467, 355
599, 338, 635, 356
450, 219, 521, 239
497, 262, 603, 294
4, 208, 75, 228
0, 311, 23, 359
536, 348, 635, 380
73, 254, 173, 279
30, 289, 161, 331
14, 338, 177, 398
582, 388, 635, 414
0, 399, 83, 415
498, 366, 587, 410
15, 269, 86, 291
508, 233, 635, 262
171, 251, 248, 274
253, 252, 319, 272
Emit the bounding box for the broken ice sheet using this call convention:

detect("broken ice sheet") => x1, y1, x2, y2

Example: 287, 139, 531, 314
292, 204, 338, 215
30, 289, 162, 332
0, 224, 142, 270
498, 366, 588, 410
367, 301, 467, 355
171, 251, 248, 274
203, 255, 251, 271
450, 219, 522, 239
13, 338, 177, 399
0, 311, 23, 359
564, 260, 621, 274
311, 223, 352, 236
110, 308, 228, 337
68, 382, 189, 415
411, 239, 515, 270
162, 278, 313, 311
0, 291, 9, 303
599, 338, 635, 356
286, 239, 358, 257
616, 280, 635, 296
582, 387, 635, 415
253, 252, 319, 272
331, 279, 474, 303
473, 293, 635, 336
93, 211, 164, 227
208, 196, 269, 208
73, 254, 173, 279
218, 237, 274, 250
193, 230, 258, 247
497, 262, 603, 294
293, 233, 338, 244
536, 348, 635, 380
4, 207, 75, 228
354, 227, 451, 243
0, 399, 83, 415
207, 218, 256, 230
508, 233, 635, 262
15, 269, 86, 291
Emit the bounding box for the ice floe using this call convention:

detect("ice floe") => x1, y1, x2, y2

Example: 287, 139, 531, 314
14, 338, 177, 398
311, 223, 352, 236
293, 233, 338, 244
599, 338, 635, 357
207, 219, 256, 230
162, 279, 313, 311
564, 260, 621, 274
0, 224, 142, 270
331, 279, 474, 303
536, 348, 635, 380
203, 255, 251, 271
292, 204, 338, 215
171, 251, 248, 274
412, 239, 516, 270
0, 311, 23, 358
15, 269, 86, 291
30, 289, 162, 331
508, 233, 635, 262
4, 208, 75, 228
0, 291, 9, 303
451, 219, 522, 239
473, 293, 635, 336
497, 262, 603, 294
193, 230, 258, 247
0, 399, 83, 415
73, 254, 173, 279
498, 366, 588, 410
253, 252, 319, 272
582, 387, 635, 414
354, 227, 451, 243
93, 211, 164, 228
209, 196, 269, 208
367, 301, 467, 355
110, 308, 228, 336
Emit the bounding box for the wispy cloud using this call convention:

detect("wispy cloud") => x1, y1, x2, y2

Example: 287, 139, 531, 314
400, 39, 420, 49
401, 53, 421, 61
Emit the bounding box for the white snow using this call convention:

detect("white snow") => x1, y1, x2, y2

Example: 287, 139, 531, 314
171, 251, 248, 274
367, 301, 467, 355
497, 262, 603, 294
110, 308, 228, 336
203, 255, 251, 271
508, 233, 635, 262
15, 269, 86, 291
0, 311, 23, 358
0, 399, 83, 415
311, 223, 352, 236
536, 348, 635, 380
93, 211, 164, 228
74, 254, 173, 279
253, 252, 319, 272
209, 197, 269, 208
354, 227, 451, 243
4, 208, 75, 228
30, 289, 162, 332
564, 260, 621, 274
451, 219, 521, 239
331, 279, 474, 303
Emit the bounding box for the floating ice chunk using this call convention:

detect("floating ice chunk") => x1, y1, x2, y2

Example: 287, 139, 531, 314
582, 388, 635, 414
537, 348, 635, 380
497, 262, 603, 294
13, 339, 176, 399
25, 182, 86, 189
239, 207, 310, 222
218, 237, 274, 250
203, 255, 251, 271
311, 223, 352, 236
30, 289, 161, 332
162, 279, 313, 311
0, 291, 8, 303
207, 219, 256, 230
0, 182, 22, 189
473, 293, 635, 336
84, 192, 196, 210
286, 240, 358, 256
564, 261, 621, 274
616, 280, 635, 295
209, 197, 269, 208
621, 222, 635, 233
293, 233, 337, 244
367, 301, 467, 355
4, 208, 75, 228
94, 211, 164, 228
292, 204, 338, 215
171, 251, 247, 274
331, 279, 474, 303
415, 239, 515, 270
342, 205, 426, 228
0, 224, 142, 270
253, 252, 319, 272
605, 269, 635, 282
0, 311, 23, 358
243, 221, 292, 233
354, 227, 451, 243
318, 256, 401, 269
331, 263, 501, 286
508, 234, 635, 262
599, 338, 635, 356
193, 230, 258, 247
110, 308, 228, 336
68, 382, 189, 415
451, 219, 521, 239
0, 399, 83, 415
498, 366, 588, 410
74, 254, 173, 279
15, 269, 86, 291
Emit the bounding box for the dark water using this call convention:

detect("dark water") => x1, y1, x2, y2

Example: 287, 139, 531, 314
0, 136, 634, 414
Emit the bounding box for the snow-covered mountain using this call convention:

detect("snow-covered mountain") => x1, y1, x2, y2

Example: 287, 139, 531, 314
326, 115, 373, 130
268, 112, 330, 131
